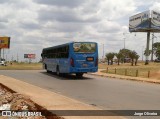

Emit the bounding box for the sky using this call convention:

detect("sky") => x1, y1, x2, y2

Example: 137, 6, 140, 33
0, 0, 160, 62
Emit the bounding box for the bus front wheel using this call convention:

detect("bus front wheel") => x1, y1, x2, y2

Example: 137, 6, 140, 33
76, 73, 83, 78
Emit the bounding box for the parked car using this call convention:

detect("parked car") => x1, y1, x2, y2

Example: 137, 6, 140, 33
0, 61, 6, 66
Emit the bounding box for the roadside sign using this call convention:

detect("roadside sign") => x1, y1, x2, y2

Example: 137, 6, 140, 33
0, 37, 10, 49
24, 54, 36, 59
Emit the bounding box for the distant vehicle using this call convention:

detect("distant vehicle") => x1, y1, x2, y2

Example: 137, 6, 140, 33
154, 58, 160, 63
41, 42, 98, 77
124, 58, 131, 63
0, 61, 6, 66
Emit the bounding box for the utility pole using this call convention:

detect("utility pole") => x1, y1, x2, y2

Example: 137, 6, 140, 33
123, 33, 126, 49
12, 55, 14, 62
3, 49, 4, 61
17, 53, 19, 63
6, 55, 7, 62
103, 44, 104, 61
124, 38, 126, 49
0, 49, 1, 61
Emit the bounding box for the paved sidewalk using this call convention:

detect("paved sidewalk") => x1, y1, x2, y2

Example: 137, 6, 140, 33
90, 69, 160, 84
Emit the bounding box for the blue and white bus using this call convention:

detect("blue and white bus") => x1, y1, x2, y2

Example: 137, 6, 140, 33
41, 42, 98, 77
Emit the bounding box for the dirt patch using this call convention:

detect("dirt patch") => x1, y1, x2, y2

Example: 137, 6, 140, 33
0, 83, 64, 119
150, 70, 160, 80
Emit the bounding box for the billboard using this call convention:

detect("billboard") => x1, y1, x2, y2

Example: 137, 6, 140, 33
129, 11, 150, 32
24, 54, 36, 59
129, 10, 160, 32
151, 10, 160, 31
0, 37, 10, 49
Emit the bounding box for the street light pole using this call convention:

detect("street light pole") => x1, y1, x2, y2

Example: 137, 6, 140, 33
124, 38, 126, 49
0, 49, 1, 61
103, 44, 104, 61
123, 33, 126, 49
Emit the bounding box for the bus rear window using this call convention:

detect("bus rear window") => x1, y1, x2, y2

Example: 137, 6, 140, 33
73, 43, 96, 53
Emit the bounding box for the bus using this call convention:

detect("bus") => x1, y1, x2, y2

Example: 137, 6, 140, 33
41, 42, 98, 77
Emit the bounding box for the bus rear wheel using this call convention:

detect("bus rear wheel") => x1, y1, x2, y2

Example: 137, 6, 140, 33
56, 66, 60, 76
45, 64, 50, 73
76, 73, 83, 78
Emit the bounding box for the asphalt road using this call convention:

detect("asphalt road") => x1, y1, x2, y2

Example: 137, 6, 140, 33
0, 70, 160, 110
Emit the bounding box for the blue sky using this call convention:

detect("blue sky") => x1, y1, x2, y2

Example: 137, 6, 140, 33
0, 0, 160, 62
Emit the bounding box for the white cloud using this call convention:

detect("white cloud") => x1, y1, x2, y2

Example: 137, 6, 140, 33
0, 0, 160, 61
150, 2, 160, 11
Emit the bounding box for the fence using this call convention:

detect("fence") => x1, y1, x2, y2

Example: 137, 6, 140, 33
106, 67, 152, 78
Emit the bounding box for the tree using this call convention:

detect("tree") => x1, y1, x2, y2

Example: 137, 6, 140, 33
128, 50, 137, 66
110, 53, 115, 65
135, 54, 140, 66
144, 49, 152, 56
153, 42, 160, 59
119, 49, 131, 63
105, 53, 110, 65
105, 52, 115, 65
115, 52, 123, 65
155, 49, 160, 59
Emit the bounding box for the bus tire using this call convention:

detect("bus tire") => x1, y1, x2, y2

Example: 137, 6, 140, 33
45, 64, 50, 73
76, 73, 83, 78
56, 66, 60, 76
45, 64, 47, 70
47, 70, 50, 73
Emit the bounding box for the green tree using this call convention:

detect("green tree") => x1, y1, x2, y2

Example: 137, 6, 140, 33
105, 53, 110, 65
119, 49, 131, 63
110, 53, 115, 65
105, 52, 115, 65
153, 42, 160, 59
128, 50, 137, 66
135, 54, 140, 66
144, 49, 152, 56
115, 52, 123, 65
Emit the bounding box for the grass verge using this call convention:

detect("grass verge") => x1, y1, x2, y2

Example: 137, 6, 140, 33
99, 62, 160, 80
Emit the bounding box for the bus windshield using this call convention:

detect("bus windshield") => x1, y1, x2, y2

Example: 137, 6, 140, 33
73, 43, 96, 53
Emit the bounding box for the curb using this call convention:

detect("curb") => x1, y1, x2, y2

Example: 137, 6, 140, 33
89, 72, 160, 84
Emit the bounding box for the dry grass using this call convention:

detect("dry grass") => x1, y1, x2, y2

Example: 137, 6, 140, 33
0, 62, 42, 70
99, 62, 160, 80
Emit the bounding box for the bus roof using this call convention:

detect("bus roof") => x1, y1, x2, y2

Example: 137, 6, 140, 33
42, 41, 97, 51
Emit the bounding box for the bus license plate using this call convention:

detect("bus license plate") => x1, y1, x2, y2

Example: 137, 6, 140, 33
83, 64, 88, 67
87, 57, 94, 61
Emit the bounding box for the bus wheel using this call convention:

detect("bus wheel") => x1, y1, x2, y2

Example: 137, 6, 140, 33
47, 70, 50, 73
45, 65, 50, 73
45, 64, 47, 69
56, 66, 60, 76
76, 73, 83, 78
